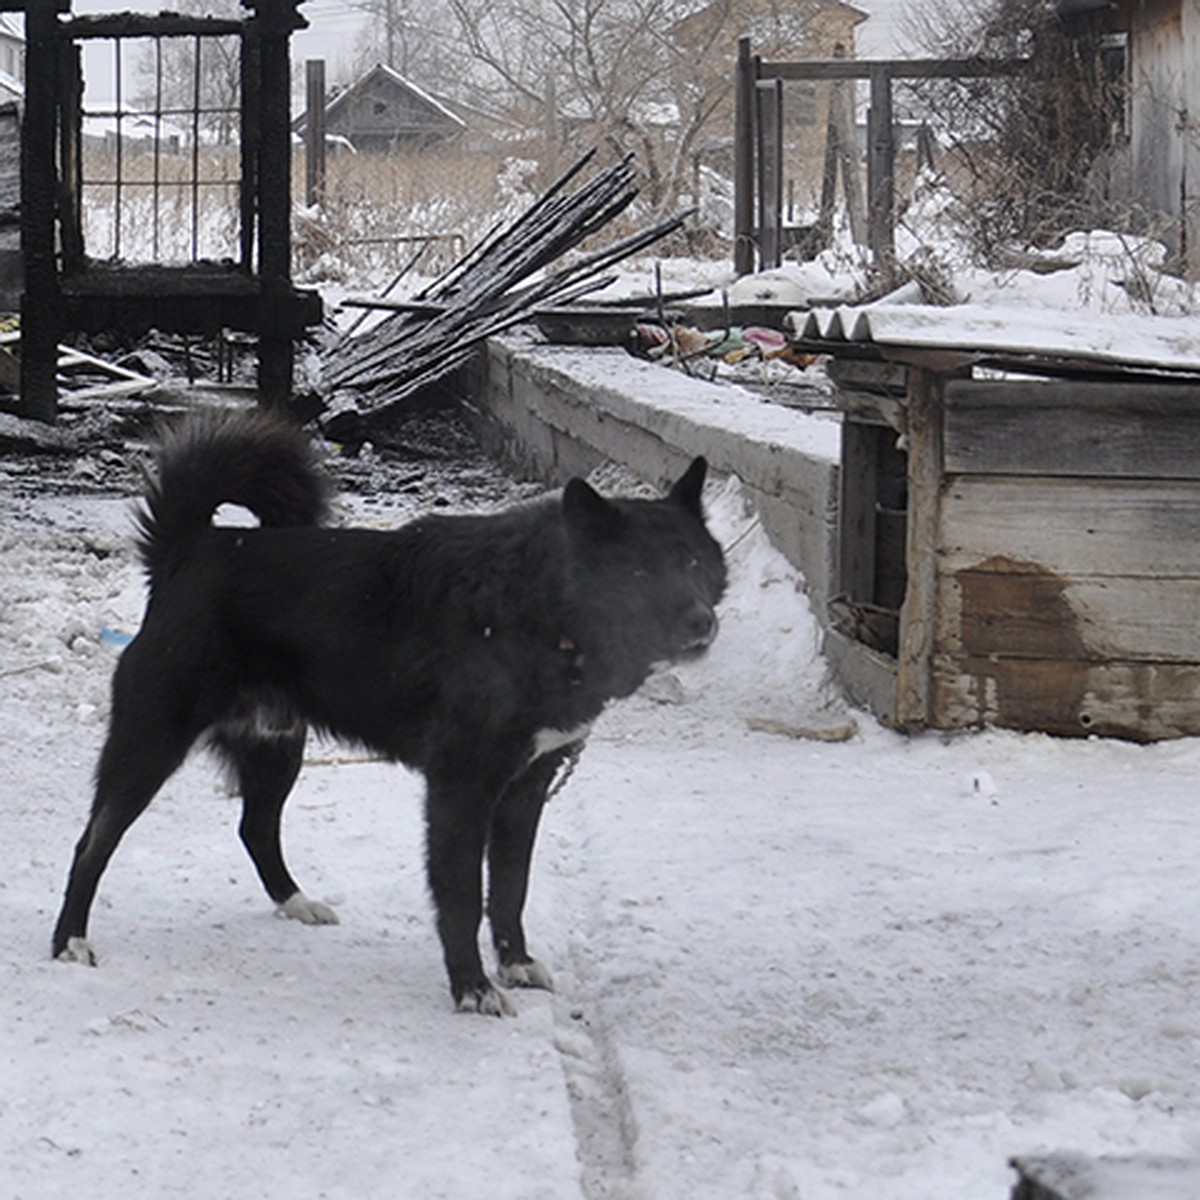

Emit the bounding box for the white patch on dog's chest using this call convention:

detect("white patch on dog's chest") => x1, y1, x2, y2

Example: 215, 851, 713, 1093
531, 722, 592, 760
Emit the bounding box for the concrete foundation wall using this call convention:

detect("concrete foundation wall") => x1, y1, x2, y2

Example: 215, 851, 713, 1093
463, 334, 842, 607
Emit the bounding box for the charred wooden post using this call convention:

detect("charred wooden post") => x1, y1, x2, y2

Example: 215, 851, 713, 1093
14, 1, 318, 420
248, 0, 307, 412
19, 0, 69, 423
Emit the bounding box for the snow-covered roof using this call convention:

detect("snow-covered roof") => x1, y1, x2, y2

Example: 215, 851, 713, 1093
790, 301, 1200, 375
315, 63, 466, 133
369, 63, 466, 129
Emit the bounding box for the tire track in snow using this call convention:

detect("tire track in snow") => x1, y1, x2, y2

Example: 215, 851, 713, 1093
551, 969, 641, 1200
544, 762, 643, 1200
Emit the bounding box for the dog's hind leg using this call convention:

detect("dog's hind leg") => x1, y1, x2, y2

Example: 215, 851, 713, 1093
53, 667, 195, 962
487, 751, 563, 993
214, 726, 339, 926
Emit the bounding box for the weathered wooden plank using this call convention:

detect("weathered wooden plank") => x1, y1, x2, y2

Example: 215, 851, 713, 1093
932, 654, 1200, 740
824, 628, 898, 727
825, 356, 907, 397
896, 367, 942, 729
937, 571, 1200, 663
833, 388, 906, 429
939, 476, 1200, 577
838, 421, 879, 602
943, 379, 1200, 478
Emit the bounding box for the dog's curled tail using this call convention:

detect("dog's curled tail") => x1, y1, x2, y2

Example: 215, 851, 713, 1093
137, 409, 330, 579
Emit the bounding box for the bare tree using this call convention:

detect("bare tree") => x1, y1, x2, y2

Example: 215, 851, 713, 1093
132, 0, 243, 146
899, 0, 1128, 260
338, 0, 757, 215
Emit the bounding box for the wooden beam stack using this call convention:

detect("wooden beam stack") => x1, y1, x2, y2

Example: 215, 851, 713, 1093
320, 151, 690, 433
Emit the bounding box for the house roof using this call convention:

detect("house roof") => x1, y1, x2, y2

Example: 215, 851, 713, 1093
309, 63, 467, 136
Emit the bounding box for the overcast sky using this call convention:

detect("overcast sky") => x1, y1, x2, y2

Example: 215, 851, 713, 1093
68, 0, 369, 106
66, 0, 915, 109
854, 0, 917, 58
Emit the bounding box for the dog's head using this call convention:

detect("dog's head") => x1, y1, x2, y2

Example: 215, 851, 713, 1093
561, 458, 727, 693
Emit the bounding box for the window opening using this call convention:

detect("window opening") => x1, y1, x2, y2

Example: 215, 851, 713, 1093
79, 31, 243, 265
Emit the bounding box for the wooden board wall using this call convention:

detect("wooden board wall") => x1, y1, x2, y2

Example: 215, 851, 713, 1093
932, 378, 1200, 740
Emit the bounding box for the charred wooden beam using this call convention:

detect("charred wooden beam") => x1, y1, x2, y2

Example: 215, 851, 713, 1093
59, 12, 245, 38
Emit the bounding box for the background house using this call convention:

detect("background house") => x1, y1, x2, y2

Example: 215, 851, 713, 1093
0, 14, 21, 310
1118, 0, 1199, 277
298, 63, 466, 154
0, 12, 23, 102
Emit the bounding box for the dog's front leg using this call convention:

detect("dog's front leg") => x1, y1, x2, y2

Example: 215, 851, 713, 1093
425, 771, 515, 1016
487, 751, 563, 992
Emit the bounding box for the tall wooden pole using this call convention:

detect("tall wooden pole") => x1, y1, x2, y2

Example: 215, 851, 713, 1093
305, 58, 326, 208
733, 36, 757, 276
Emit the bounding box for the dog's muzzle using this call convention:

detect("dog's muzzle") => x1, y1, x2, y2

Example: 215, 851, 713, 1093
680, 602, 720, 654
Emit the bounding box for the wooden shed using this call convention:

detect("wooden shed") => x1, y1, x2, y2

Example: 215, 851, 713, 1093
793, 304, 1200, 742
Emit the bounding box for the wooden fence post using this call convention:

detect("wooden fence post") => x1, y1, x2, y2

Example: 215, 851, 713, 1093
733, 36, 757, 276
867, 62, 895, 269
305, 59, 326, 208
756, 77, 783, 269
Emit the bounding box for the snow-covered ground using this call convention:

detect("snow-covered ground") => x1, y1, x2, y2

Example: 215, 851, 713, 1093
2, 406, 1199, 1200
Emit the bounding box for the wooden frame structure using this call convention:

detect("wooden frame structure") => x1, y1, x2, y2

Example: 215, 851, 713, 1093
732, 40, 1026, 274
10, 0, 321, 421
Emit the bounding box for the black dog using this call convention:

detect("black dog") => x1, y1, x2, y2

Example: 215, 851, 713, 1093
53, 410, 726, 1014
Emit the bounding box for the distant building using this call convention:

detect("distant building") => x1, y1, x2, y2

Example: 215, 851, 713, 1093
297, 63, 467, 153
1054, 0, 1200, 276
0, 12, 24, 102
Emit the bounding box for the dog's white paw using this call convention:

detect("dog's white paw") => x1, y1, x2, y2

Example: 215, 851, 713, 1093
57, 937, 98, 966
456, 983, 518, 1017
278, 893, 340, 926
498, 958, 555, 992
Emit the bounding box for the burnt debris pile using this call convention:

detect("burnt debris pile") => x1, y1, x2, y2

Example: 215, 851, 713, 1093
320, 151, 690, 436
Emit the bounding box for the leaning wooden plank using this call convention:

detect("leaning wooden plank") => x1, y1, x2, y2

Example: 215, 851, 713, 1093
823, 627, 898, 728
939, 477, 1200, 578
56, 345, 156, 382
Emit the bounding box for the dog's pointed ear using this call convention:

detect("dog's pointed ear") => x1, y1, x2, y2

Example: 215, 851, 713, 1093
563, 477, 625, 538
668, 456, 708, 516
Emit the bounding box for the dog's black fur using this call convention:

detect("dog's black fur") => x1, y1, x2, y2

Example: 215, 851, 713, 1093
52, 410, 727, 1014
